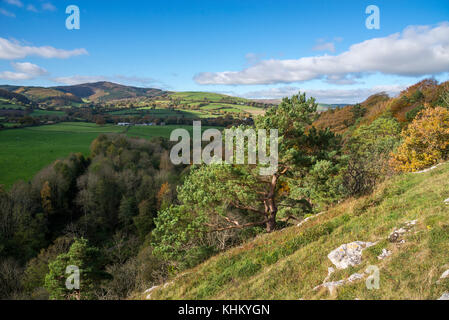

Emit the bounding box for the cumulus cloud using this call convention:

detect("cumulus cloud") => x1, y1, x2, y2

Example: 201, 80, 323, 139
0, 8, 15, 17
0, 62, 47, 80
237, 84, 409, 104
0, 38, 88, 60
194, 22, 449, 85
3, 0, 22, 7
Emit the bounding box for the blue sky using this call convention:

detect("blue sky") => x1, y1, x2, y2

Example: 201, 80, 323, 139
1, 0, 448, 103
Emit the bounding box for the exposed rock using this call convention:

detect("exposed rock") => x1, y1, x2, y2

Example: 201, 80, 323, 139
297, 212, 324, 227
144, 285, 160, 299
438, 292, 449, 300
314, 273, 366, 294
405, 220, 418, 227
444, 198, 449, 205
347, 273, 365, 282
389, 220, 417, 242
440, 270, 449, 280
377, 249, 392, 260
413, 163, 442, 174
328, 241, 376, 270
436, 270, 449, 284
323, 267, 335, 283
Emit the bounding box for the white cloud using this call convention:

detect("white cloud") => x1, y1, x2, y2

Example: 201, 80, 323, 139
3, 0, 22, 7
0, 38, 88, 60
312, 41, 335, 53
194, 22, 449, 85
26, 4, 37, 12
0, 62, 47, 80
0, 8, 15, 17
237, 84, 409, 104
11, 62, 47, 76
41, 2, 56, 11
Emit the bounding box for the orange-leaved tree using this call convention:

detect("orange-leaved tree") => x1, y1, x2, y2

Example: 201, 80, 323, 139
391, 106, 449, 172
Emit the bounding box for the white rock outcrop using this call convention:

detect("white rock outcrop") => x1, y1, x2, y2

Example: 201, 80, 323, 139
297, 212, 324, 227
144, 285, 159, 299
438, 292, 449, 300
436, 269, 449, 284
314, 273, 366, 294
388, 220, 417, 242
328, 241, 376, 270
413, 163, 442, 174
377, 249, 392, 260
440, 270, 449, 280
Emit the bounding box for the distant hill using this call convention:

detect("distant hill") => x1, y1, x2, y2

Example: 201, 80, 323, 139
53, 81, 166, 103
0, 82, 167, 106
0, 88, 34, 105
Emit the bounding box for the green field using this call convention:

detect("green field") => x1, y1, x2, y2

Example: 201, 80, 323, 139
0, 122, 219, 189
170, 91, 248, 103
30, 109, 66, 117
0, 98, 25, 110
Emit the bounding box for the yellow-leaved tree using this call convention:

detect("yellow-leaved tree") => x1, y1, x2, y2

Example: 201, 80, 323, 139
391, 106, 449, 172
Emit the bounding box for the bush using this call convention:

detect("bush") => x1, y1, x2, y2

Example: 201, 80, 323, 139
344, 116, 401, 195
391, 107, 449, 172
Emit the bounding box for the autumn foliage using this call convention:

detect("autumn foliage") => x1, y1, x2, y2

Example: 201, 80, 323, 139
391, 106, 449, 172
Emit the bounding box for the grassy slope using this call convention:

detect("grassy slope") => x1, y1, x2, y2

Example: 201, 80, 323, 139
0, 122, 219, 189
149, 163, 449, 300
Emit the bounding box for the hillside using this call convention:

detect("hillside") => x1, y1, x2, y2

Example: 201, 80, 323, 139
314, 80, 449, 134
53, 81, 166, 102
144, 162, 449, 300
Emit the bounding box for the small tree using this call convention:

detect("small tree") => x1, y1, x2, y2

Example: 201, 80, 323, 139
44, 238, 110, 300
391, 106, 449, 172
344, 116, 401, 195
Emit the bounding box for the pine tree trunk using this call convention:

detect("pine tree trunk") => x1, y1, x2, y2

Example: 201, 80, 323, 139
264, 174, 278, 233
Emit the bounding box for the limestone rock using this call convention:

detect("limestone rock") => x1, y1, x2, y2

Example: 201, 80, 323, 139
297, 212, 324, 227
377, 249, 392, 260
144, 285, 159, 299
440, 270, 449, 280
438, 292, 449, 300
328, 241, 376, 269
389, 220, 417, 242
436, 269, 449, 284
314, 272, 365, 295
347, 273, 365, 283
413, 163, 441, 174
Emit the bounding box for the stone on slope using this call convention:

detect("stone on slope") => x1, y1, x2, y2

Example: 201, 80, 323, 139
328, 241, 376, 270
377, 249, 392, 260
436, 269, 449, 284
440, 270, 449, 280
438, 292, 449, 300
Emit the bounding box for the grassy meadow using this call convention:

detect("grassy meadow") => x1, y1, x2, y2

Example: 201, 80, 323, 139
0, 122, 219, 189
